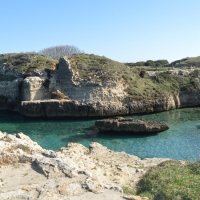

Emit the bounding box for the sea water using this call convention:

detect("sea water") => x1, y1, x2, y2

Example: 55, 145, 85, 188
1, 107, 200, 161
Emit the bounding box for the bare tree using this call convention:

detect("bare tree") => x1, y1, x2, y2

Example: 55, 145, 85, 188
38, 45, 83, 60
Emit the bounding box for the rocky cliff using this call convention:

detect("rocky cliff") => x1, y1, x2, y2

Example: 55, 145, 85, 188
1, 53, 200, 117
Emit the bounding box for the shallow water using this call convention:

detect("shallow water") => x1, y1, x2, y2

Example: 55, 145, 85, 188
1, 107, 200, 161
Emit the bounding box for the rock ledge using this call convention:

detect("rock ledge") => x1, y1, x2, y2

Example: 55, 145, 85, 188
95, 117, 169, 133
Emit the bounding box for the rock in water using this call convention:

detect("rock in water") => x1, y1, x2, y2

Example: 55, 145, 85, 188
95, 117, 169, 133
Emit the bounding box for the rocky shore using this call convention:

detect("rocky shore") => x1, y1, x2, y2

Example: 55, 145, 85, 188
0, 131, 170, 200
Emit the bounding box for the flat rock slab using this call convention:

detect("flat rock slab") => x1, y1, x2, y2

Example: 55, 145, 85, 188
95, 117, 169, 133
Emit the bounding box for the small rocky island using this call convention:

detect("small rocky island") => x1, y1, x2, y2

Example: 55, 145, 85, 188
95, 117, 169, 133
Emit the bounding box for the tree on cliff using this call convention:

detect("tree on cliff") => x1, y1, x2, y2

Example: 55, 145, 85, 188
154, 59, 169, 66
39, 45, 83, 60
144, 60, 155, 66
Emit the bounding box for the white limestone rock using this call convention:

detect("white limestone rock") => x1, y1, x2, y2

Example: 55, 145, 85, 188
35, 157, 79, 178
0, 131, 6, 139
0, 131, 168, 200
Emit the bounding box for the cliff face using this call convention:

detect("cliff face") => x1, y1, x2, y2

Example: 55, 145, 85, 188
20, 56, 130, 117
20, 92, 200, 117
1, 53, 200, 117
0, 78, 22, 110
57, 57, 126, 103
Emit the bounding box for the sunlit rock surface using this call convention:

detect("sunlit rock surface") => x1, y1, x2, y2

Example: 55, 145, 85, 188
0, 131, 169, 199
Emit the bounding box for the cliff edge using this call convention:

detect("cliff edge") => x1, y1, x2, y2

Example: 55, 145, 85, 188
1, 53, 200, 117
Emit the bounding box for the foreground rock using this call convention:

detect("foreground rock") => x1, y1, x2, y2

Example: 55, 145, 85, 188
95, 117, 169, 133
0, 131, 170, 199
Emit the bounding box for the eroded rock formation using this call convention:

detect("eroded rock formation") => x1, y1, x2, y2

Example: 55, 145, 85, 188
0, 131, 168, 199
1, 54, 200, 117
95, 117, 169, 133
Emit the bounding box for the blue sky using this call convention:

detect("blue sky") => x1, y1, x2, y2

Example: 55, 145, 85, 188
0, 0, 200, 63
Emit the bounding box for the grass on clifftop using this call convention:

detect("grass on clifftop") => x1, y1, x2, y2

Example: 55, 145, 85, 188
136, 160, 200, 199
123, 160, 200, 199
67, 53, 130, 80
66, 54, 200, 100
66, 54, 172, 99
0, 53, 58, 73
168, 56, 200, 68
1, 53, 200, 100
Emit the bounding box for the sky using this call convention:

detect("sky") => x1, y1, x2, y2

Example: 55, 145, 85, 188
0, 0, 200, 63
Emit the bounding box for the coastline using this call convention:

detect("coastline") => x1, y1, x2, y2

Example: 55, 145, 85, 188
0, 131, 169, 200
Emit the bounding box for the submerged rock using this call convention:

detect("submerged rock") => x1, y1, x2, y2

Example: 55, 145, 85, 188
95, 117, 169, 133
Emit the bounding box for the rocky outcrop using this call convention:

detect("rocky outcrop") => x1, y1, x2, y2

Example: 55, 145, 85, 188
57, 57, 127, 103
19, 57, 200, 117
21, 76, 56, 101
146, 68, 196, 78
22, 77, 49, 101
19, 92, 200, 117
20, 100, 130, 117
0, 131, 169, 199
20, 100, 90, 117
2, 54, 200, 117
128, 95, 179, 114
95, 117, 169, 133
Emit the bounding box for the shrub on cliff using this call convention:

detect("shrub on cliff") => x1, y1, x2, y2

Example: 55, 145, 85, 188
0, 53, 58, 73
136, 160, 200, 199
125, 59, 169, 67
169, 56, 200, 68
154, 70, 200, 92
67, 54, 200, 100
154, 59, 169, 66
144, 60, 155, 66
124, 61, 145, 67
39, 45, 83, 60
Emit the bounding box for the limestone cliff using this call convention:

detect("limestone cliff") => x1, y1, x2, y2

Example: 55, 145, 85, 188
1, 53, 200, 117
57, 57, 126, 103
0, 78, 22, 110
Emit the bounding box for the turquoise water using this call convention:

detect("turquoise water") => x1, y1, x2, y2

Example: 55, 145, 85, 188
1, 107, 200, 161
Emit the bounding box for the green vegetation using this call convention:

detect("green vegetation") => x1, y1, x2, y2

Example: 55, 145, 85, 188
0, 53, 58, 73
155, 70, 200, 92
144, 60, 155, 66
136, 160, 200, 199
67, 54, 166, 99
122, 186, 136, 196
154, 59, 169, 66
1, 52, 200, 100
125, 59, 169, 67
66, 54, 200, 100
67, 53, 129, 80
169, 56, 200, 68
